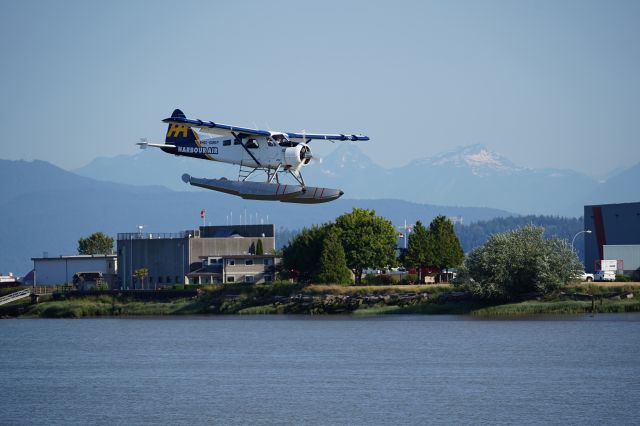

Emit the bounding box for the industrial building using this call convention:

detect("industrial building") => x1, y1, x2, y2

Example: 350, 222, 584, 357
30, 255, 117, 286
116, 224, 279, 288
584, 202, 640, 275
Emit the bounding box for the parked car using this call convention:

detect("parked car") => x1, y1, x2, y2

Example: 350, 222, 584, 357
594, 270, 615, 282
578, 271, 594, 282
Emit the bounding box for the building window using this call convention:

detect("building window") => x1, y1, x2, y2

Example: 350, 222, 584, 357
245, 259, 254, 266
245, 275, 254, 283
227, 259, 235, 266
264, 275, 272, 282
175, 276, 179, 284
227, 276, 235, 283
158, 276, 163, 284
263, 258, 272, 266
166, 276, 171, 284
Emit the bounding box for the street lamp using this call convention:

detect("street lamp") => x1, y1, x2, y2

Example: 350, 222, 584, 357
572, 229, 592, 252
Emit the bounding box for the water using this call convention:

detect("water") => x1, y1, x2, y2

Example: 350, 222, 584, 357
1, 315, 639, 425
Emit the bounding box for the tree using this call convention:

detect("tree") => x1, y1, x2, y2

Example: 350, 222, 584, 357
404, 221, 430, 283
78, 232, 114, 255
282, 224, 332, 282
455, 225, 584, 301
256, 239, 264, 255
335, 208, 397, 285
134, 268, 149, 290
427, 215, 464, 282
316, 228, 352, 284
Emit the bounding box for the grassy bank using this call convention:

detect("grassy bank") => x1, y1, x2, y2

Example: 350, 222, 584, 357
1, 282, 638, 318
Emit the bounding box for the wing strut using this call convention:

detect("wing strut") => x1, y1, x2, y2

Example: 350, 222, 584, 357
232, 132, 262, 167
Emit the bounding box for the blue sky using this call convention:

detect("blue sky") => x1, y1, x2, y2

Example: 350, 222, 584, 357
2, 0, 639, 175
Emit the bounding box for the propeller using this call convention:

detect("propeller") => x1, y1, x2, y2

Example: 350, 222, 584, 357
137, 138, 148, 149
297, 130, 324, 164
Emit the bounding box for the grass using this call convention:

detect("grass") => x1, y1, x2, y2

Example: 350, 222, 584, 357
18, 296, 202, 318
473, 299, 640, 316
353, 300, 490, 316
237, 305, 279, 315
304, 284, 451, 296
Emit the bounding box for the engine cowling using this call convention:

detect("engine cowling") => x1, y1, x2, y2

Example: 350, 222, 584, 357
283, 144, 312, 168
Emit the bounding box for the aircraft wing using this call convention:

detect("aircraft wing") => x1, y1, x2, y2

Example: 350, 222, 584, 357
287, 132, 369, 142
162, 115, 271, 138
163, 113, 369, 141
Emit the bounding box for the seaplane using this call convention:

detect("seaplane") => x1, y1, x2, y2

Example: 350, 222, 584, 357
138, 109, 369, 203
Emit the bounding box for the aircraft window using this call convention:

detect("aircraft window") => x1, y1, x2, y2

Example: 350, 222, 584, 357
233, 140, 240, 145
278, 141, 296, 147
246, 139, 259, 149
223, 140, 231, 146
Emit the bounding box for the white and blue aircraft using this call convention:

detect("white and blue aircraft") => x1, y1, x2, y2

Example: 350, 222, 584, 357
138, 109, 369, 203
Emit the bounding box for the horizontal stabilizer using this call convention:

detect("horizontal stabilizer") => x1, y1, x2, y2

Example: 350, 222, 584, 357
182, 175, 344, 203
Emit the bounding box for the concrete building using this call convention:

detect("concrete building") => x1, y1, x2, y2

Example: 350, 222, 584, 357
30, 255, 117, 286
584, 202, 640, 274
117, 224, 278, 288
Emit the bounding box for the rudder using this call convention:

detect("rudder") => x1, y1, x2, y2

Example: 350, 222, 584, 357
165, 109, 198, 146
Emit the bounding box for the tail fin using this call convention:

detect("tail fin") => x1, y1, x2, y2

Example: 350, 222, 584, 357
165, 109, 199, 146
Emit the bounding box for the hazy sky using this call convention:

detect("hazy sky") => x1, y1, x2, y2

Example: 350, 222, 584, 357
2, 0, 639, 176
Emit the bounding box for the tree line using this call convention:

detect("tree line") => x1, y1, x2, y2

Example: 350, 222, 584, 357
282, 208, 464, 285
279, 214, 585, 259
282, 211, 583, 298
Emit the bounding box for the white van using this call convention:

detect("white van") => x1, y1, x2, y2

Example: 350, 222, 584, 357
594, 270, 616, 282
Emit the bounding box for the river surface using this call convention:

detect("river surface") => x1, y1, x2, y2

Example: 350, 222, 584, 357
1, 315, 639, 425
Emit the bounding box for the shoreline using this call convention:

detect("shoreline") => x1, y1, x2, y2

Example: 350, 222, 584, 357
2, 283, 639, 319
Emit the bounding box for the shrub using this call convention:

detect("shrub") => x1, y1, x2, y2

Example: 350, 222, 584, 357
363, 274, 394, 285
455, 225, 583, 301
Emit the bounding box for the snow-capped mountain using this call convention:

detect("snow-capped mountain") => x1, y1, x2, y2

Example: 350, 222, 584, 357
411, 144, 523, 176
74, 144, 638, 217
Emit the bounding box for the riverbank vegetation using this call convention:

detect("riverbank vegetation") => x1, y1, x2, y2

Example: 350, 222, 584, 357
1, 282, 638, 318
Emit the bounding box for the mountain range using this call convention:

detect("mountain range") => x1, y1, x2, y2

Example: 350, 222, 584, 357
0, 159, 511, 276
75, 144, 639, 216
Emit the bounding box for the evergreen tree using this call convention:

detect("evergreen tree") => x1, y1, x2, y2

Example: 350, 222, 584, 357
427, 215, 464, 282
316, 228, 352, 284
78, 232, 114, 255
256, 239, 264, 255
282, 224, 332, 282
404, 221, 430, 282
335, 208, 397, 285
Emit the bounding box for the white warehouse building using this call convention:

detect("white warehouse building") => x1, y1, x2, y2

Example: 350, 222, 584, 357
31, 255, 117, 286
603, 245, 640, 274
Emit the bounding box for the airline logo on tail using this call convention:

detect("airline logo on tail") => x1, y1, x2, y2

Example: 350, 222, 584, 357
167, 124, 189, 138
